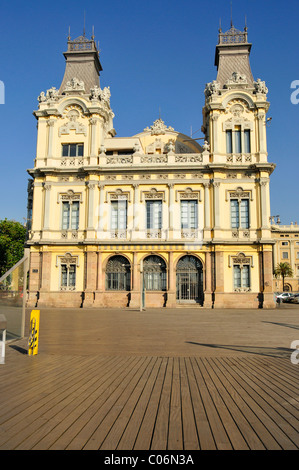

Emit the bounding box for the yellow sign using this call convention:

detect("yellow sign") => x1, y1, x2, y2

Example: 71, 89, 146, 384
28, 310, 40, 356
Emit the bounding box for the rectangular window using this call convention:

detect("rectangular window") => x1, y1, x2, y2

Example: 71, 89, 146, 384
282, 252, 289, 259
230, 199, 239, 228
242, 265, 250, 288
244, 129, 251, 153
234, 127, 242, 153
61, 201, 79, 230
233, 265, 241, 289
111, 200, 127, 230
226, 130, 232, 153
231, 199, 249, 229
146, 200, 162, 229
181, 200, 198, 229
240, 199, 249, 229
62, 143, 84, 157
233, 265, 250, 290
61, 264, 76, 288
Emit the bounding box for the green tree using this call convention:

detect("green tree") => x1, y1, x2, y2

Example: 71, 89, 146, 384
0, 219, 26, 277
274, 262, 294, 291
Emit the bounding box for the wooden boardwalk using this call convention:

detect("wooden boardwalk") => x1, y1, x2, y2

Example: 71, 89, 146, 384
0, 352, 298, 450
0, 307, 299, 450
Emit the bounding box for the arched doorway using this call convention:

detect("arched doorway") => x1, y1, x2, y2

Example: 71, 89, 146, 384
176, 255, 204, 305
105, 255, 131, 291
143, 255, 167, 291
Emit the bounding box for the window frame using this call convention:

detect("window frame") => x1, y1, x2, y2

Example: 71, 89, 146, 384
62, 143, 84, 157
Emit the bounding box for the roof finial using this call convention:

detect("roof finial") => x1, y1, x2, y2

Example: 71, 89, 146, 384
230, 1, 233, 27
244, 14, 248, 31
83, 10, 86, 37
219, 17, 222, 33
91, 25, 95, 40
67, 26, 71, 40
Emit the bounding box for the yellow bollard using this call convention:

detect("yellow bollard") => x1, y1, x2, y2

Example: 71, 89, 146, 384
28, 310, 40, 356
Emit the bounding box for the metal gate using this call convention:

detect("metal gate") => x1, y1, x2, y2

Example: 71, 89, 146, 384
176, 256, 203, 305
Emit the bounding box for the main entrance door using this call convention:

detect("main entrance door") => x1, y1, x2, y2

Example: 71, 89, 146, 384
176, 255, 204, 305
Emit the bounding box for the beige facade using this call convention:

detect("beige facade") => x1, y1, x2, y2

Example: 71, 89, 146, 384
272, 224, 299, 292
26, 26, 276, 309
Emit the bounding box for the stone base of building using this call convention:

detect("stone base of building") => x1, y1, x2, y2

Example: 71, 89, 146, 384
212, 292, 276, 309
26, 290, 276, 309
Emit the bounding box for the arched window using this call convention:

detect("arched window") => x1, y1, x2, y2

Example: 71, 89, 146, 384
106, 255, 131, 291
143, 255, 167, 291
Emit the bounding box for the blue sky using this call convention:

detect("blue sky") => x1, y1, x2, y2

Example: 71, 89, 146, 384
0, 0, 298, 225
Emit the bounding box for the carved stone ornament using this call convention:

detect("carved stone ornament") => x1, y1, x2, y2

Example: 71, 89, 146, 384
64, 77, 85, 93
253, 78, 268, 95
58, 109, 87, 136
144, 118, 174, 135
224, 72, 248, 89
90, 85, 111, 106
59, 190, 81, 203
229, 187, 250, 201
38, 87, 59, 103
204, 80, 221, 97
232, 252, 251, 265
143, 188, 164, 200
176, 187, 200, 201
60, 252, 77, 267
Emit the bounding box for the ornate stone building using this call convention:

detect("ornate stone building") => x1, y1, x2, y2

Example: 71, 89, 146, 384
271, 223, 299, 292
26, 24, 276, 309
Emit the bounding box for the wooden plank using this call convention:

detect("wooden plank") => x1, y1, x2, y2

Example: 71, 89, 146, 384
150, 357, 173, 450
184, 357, 216, 450
221, 357, 298, 450
117, 357, 163, 450
189, 357, 233, 450
205, 358, 267, 450
133, 357, 168, 450
194, 358, 249, 450
100, 357, 160, 450
17, 356, 125, 450
0, 356, 111, 449
82, 357, 153, 450
211, 357, 282, 450
168, 357, 183, 450
179, 357, 199, 450
51, 356, 144, 450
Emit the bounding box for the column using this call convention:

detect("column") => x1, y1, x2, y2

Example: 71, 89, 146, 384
203, 181, 211, 239
204, 251, 213, 308
89, 117, 98, 164
213, 181, 220, 230
257, 113, 266, 154
211, 114, 219, 154
98, 183, 105, 238
167, 250, 176, 306
130, 251, 141, 308
168, 183, 174, 239
43, 183, 51, 230
133, 184, 139, 237
260, 179, 270, 230
47, 119, 55, 159
87, 182, 96, 231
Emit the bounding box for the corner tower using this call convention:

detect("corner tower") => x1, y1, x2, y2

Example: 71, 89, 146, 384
201, 23, 276, 308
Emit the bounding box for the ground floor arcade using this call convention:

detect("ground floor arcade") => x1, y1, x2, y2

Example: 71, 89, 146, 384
27, 243, 276, 309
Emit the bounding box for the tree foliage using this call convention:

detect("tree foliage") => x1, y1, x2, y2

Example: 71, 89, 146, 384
274, 262, 293, 290
0, 219, 26, 277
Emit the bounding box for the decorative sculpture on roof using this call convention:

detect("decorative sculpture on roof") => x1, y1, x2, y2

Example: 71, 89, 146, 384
144, 118, 174, 135
64, 77, 85, 93
90, 85, 111, 106
204, 80, 221, 97
38, 87, 59, 103
254, 78, 268, 95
